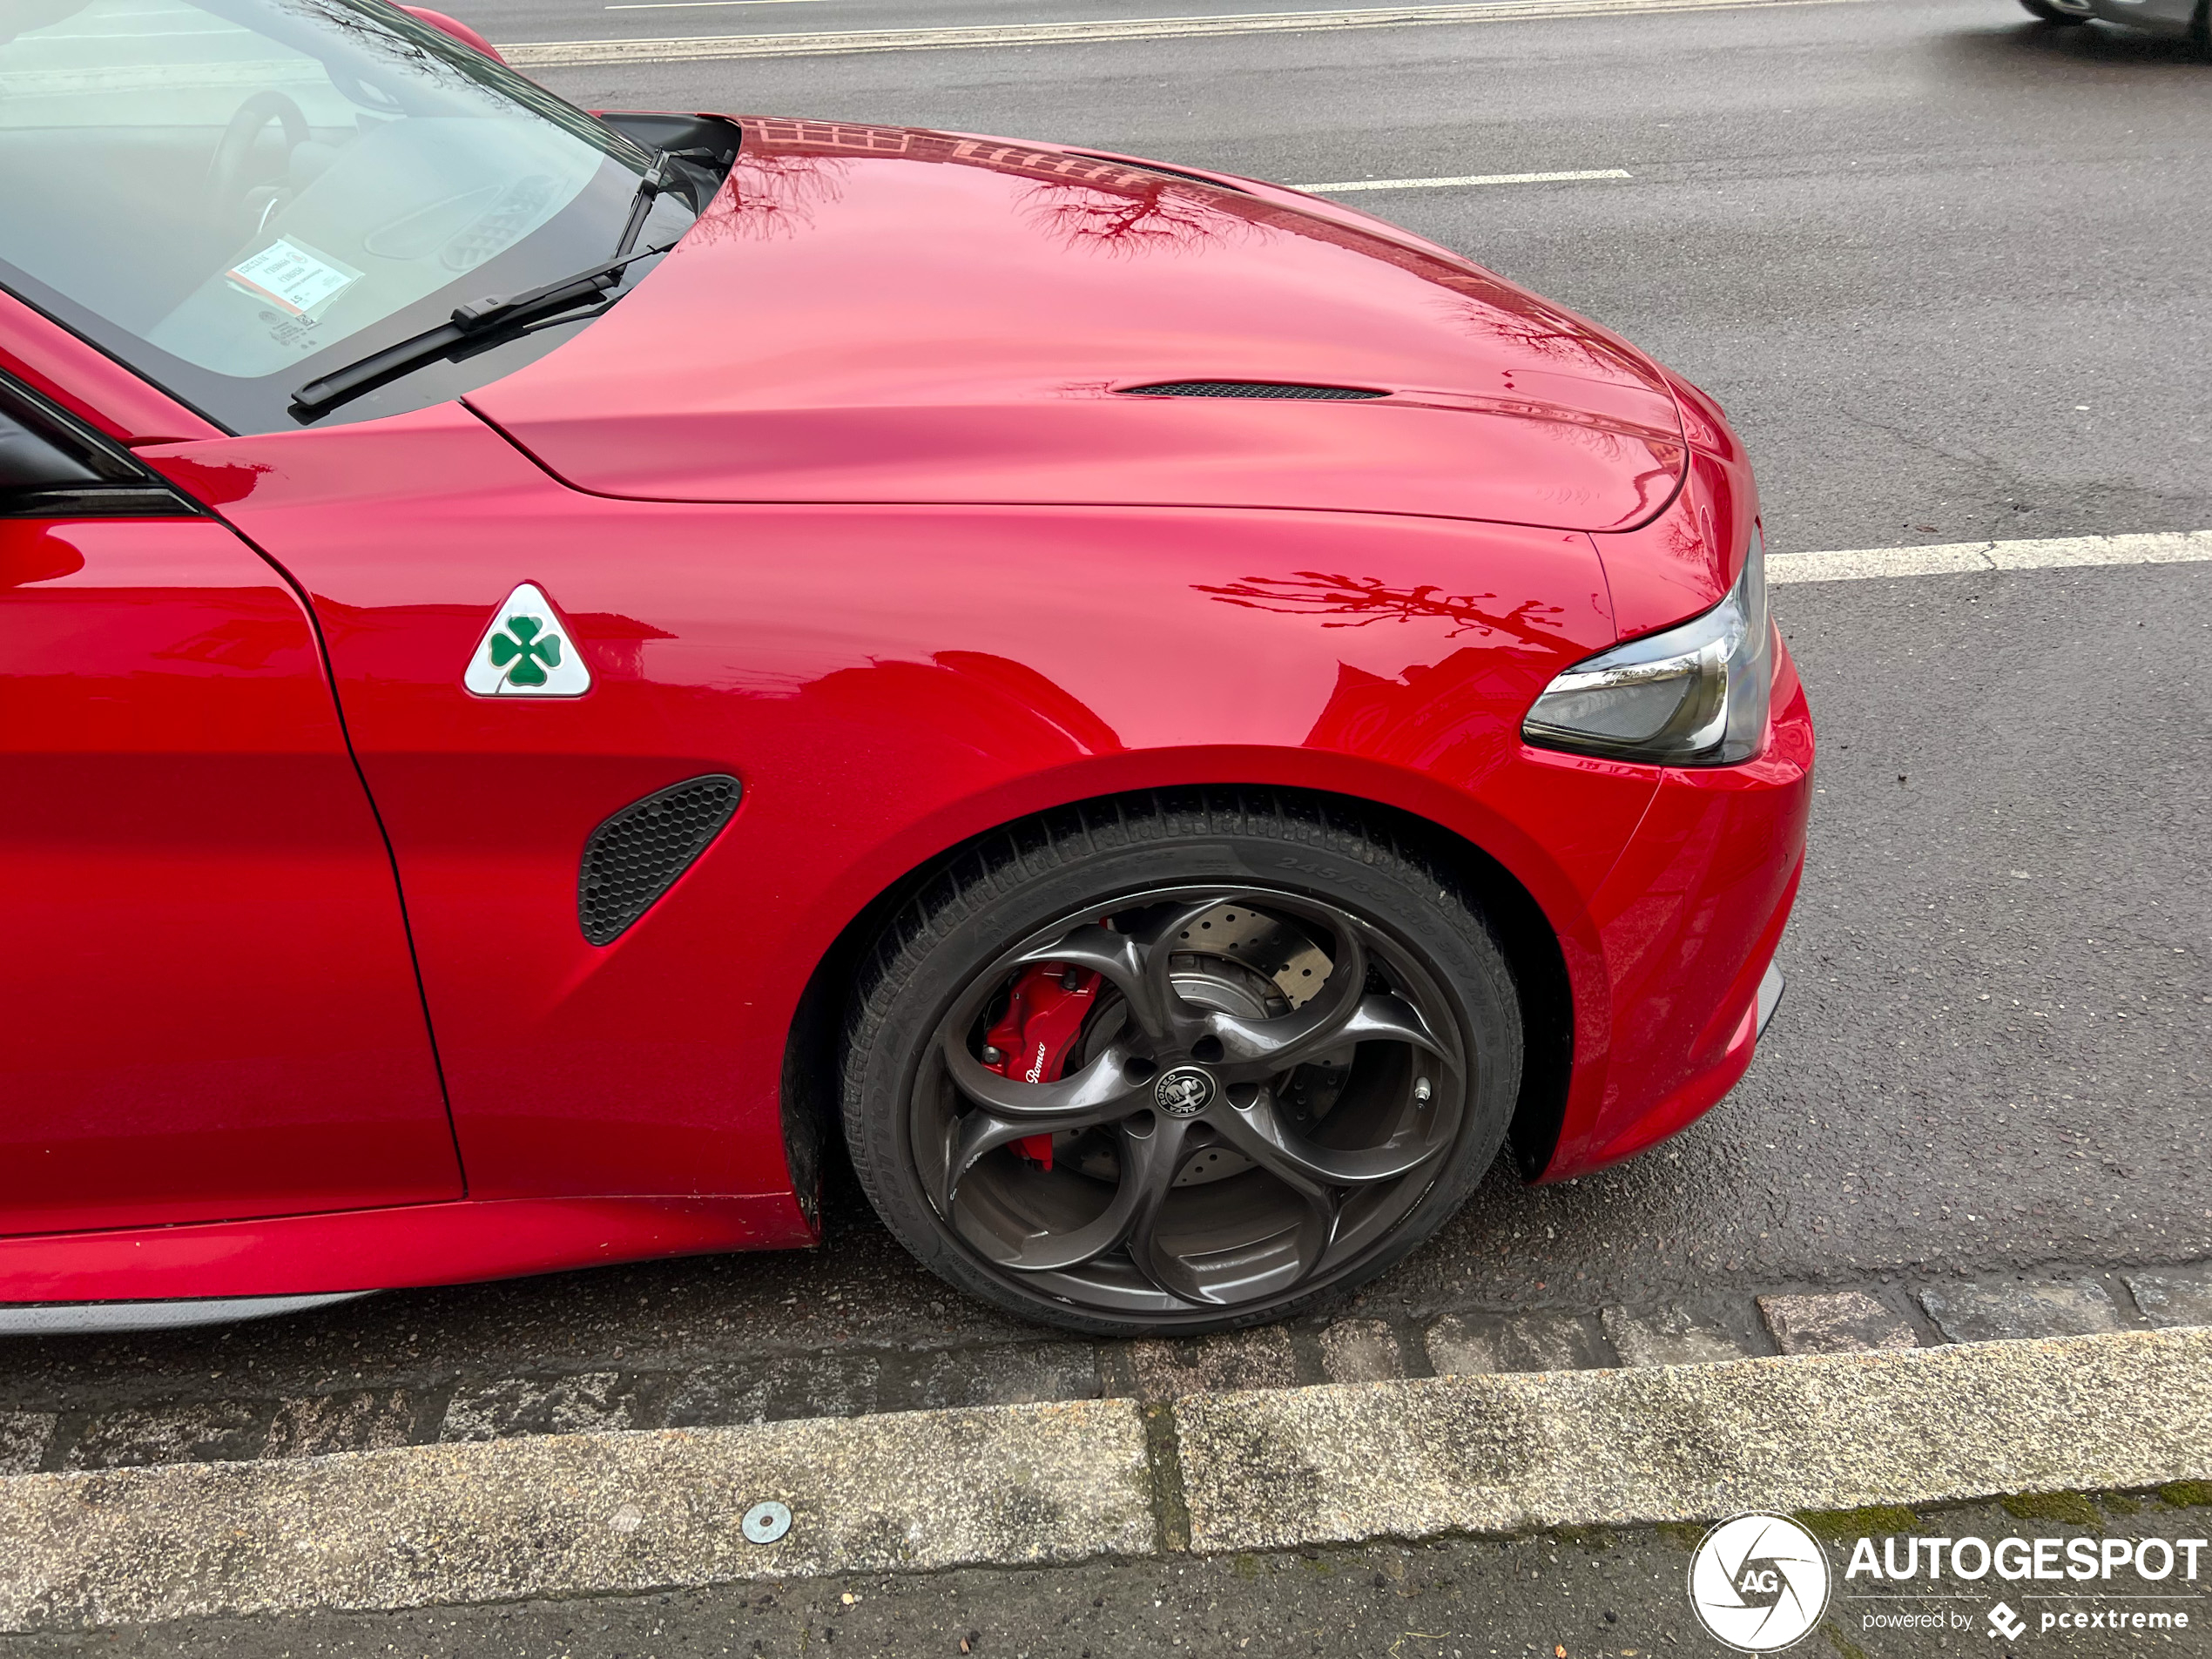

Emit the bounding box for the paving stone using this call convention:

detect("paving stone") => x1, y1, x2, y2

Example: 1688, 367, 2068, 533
265, 1391, 418, 1459
1318, 1319, 1404, 1384
1758, 1291, 1919, 1356
1918, 1279, 2124, 1344
2123, 1267, 2212, 1329
907, 1343, 1099, 1410
1127, 1325, 1297, 1399
0, 1411, 54, 1474
1424, 1312, 1607, 1376
68, 1400, 267, 1470
1602, 1305, 1757, 1367
441, 1373, 645, 1442
663, 1352, 886, 1427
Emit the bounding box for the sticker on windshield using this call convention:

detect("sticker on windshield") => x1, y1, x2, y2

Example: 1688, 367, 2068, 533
225, 238, 361, 319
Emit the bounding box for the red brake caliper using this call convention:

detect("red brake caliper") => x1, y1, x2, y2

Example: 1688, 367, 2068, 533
981, 962, 1101, 1171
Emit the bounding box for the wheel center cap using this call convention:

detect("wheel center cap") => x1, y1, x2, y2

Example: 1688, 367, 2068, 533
1153, 1066, 1216, 1118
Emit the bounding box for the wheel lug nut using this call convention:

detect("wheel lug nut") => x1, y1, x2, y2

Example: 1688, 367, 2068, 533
981, 1045, 1005, 1065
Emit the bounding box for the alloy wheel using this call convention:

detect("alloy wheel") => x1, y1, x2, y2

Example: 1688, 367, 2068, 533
907, 885, 1471, 1318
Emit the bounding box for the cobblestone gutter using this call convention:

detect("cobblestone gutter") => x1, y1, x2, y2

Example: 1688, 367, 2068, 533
3, 1263, 2206, 1475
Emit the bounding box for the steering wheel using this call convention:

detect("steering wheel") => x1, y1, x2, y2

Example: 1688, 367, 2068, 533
206, 91, 311, 238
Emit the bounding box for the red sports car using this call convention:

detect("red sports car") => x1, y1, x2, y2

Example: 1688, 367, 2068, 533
0, 0, 1811, 1336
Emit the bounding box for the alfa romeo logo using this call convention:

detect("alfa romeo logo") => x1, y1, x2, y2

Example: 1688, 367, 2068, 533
1688, 1513, 1831, 1652
1152, 1067, 1215, 1118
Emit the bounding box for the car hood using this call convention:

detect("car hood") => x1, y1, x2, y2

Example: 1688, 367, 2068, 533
469, 120, 1687, 533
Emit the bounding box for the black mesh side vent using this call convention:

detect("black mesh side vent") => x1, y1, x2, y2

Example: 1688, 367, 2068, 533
1117, 381, 1385, 401
579, 774, 741, 946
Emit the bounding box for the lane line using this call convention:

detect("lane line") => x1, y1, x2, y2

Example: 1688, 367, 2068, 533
502, 0, 1873, 68
1299, 166, 1630, 191
605, 0, 836, 11
1771, 529, 2212, 584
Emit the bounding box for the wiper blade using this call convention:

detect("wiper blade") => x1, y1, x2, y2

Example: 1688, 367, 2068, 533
290, 235, 678, 419
610, 148, 678, 263
292, 153, 687, 421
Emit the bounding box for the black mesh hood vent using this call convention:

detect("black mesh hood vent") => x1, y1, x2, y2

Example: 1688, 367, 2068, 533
579, 775, 741, 946
1118, 381, 1385, 401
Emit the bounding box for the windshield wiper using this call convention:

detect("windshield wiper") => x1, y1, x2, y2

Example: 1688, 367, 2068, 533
292, 153, 685, 421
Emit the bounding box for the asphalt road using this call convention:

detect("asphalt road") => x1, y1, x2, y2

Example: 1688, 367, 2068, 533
3, 0, 2209, 1517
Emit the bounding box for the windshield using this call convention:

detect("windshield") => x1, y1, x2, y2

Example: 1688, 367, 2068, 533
0, 0, 704, 432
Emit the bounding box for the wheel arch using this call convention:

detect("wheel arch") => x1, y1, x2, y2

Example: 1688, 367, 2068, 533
777, 782, 1576, 1217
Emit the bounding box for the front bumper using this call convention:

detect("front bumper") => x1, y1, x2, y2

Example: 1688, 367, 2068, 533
1531, 639, 1814, 1181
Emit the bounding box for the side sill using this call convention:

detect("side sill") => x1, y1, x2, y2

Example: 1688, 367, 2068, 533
0, 1291, 372, 1337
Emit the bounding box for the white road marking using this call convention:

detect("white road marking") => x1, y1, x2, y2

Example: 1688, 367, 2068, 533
503, 0, 1873, 68
1300, 167, 1630, 192
1770, 530, 2212, 584
605, 0, 833, 10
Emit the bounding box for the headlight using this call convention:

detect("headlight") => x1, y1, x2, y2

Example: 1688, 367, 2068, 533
1522, 526, 1773, 766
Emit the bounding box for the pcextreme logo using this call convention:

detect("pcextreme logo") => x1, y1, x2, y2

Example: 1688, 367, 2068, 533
1688, 1514, 1831, 1652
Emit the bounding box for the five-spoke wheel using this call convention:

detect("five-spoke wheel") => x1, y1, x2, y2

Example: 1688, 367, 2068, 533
843, 796, 1523, 1334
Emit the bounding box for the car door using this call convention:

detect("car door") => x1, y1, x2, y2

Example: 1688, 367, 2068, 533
0, 374, 461, 1235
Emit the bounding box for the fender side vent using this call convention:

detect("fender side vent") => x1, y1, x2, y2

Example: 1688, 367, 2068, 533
579, 774, 741, 946
1117, 381, 1385, 401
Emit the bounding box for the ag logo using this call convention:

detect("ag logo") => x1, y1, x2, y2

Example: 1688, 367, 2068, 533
464, 583, 590, 698
1152, 1067, 1215, 1118
1687, 1513, 1831, 1652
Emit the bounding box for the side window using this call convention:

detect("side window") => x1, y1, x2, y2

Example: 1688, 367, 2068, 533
0, 379, 197, 519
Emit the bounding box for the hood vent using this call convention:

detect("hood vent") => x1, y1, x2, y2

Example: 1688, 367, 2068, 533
1119, 381, 1385, 401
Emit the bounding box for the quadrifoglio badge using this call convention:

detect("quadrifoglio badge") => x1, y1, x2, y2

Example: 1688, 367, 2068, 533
464, 583, 591, 698
1687, 1511, 2209, 1649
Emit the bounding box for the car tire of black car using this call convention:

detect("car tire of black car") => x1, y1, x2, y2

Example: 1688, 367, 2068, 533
2016, 0, 2087, 20
840, 788, 1524, 1336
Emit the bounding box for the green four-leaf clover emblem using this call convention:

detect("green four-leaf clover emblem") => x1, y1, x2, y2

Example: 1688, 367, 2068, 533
488, 614, 563, 687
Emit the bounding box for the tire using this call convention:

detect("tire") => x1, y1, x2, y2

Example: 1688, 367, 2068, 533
840, 789, 1524, 1336
2017, 0, 2088, 19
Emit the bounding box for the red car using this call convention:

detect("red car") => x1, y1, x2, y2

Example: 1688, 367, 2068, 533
0, 0, 1811, 1337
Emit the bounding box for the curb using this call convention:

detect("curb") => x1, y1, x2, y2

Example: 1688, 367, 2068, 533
1176, 1325, 2212, 1552
0, 1398, 1155, 1631
3, 1327, 2206, 1631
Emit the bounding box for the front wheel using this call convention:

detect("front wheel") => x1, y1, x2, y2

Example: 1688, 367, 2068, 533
840, 792, 1523, 1336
